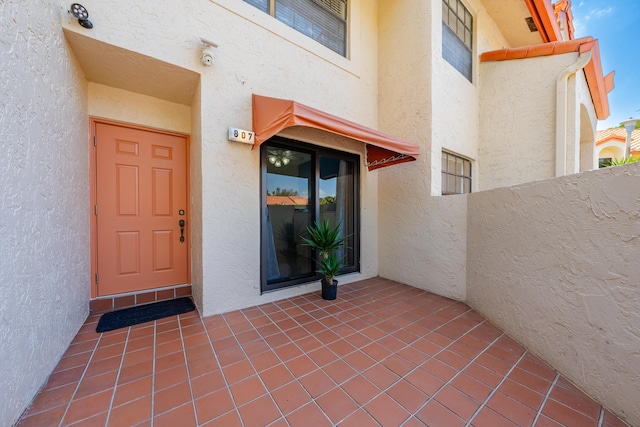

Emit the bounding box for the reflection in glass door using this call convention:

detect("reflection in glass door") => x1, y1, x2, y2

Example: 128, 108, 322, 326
264, 146, 314, 286
319, 156, 355, 269
262, 138, 359, 293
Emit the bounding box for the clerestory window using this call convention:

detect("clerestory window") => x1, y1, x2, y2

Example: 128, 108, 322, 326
245, 0, 347, 56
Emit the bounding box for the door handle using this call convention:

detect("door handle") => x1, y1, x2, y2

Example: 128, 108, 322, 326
179, 219, 185, 242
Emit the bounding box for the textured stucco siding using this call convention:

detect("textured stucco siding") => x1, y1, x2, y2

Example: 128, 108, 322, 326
57, 0, 382, 316
479, 53, 598, 190
88, 83, 192, 134
194, 0, 381, 316
576, 74, 597, 172
5, 0, 633, 424
432, 0, 510, 195
479, 54, 567, 190
467, 163, 640, 426
0, 2, 90, 426
377, 0, 508, 301
190, 81, 204, 311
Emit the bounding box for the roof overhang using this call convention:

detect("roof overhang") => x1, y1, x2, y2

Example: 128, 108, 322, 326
483, 0, 571, 47
480, 37, 614, 120
596, 135, 625, 146
523, 0, 563, 42
596, 129, 640, 153
482, 0, 547, 47
62, 28, 199, 105
251, 94, 419, 171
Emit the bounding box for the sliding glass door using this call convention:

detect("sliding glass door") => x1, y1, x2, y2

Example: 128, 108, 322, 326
263, 145, 315, 286
319, 155, 356, 270
261, 138, 359, 292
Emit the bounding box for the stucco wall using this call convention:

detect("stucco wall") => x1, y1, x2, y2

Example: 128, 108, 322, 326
430, 0, 508, 192
194, 0, 381, 316
578, 103, 597, 172
0, 2, 90, 426
467, 163, 640, 426
57, 0, 383, 316
432, 0, 510, 195
479, 54, 567, 190
190, 81, 204, 310
88, 83, 192, 134
479, 52, 598, 190
377, 0, 508, 301
567, 72, 597, 174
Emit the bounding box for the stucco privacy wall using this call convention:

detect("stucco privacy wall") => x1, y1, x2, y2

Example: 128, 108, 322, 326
377, 0, 507, 300
467, 164, 640, 426
479, 53, 597, 191
0, 2, 90, 426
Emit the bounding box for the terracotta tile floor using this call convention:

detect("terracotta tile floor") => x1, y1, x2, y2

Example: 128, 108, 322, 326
17, 278, 628, 427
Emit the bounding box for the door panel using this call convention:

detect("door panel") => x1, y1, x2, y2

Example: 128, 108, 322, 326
261, 138, 360, 293
264, 146, 314, 288
96, 123, 188, 296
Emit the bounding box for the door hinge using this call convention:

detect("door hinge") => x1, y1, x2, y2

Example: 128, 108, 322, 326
93, 135, 97, 146
94, 205, 98, 215
95, 273, 99, 284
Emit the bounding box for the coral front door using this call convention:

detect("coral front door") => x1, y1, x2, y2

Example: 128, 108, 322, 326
94, 122, 188, 296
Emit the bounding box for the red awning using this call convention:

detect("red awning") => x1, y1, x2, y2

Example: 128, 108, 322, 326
251, 94, 419, 171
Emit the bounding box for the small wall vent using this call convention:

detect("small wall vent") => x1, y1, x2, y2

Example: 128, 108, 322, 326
525, 17, 538, 32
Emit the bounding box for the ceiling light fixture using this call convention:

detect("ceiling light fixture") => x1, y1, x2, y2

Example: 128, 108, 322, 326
268, 150, 291, 168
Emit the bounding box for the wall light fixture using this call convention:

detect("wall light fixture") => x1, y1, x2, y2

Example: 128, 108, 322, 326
70, 3, 93, 29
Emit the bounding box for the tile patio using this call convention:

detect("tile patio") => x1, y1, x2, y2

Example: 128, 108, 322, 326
17, 278, 628, 427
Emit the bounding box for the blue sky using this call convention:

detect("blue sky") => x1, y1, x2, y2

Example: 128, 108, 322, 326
571, 1, 640, 129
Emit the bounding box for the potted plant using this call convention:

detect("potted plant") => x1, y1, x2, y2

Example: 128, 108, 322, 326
301, 220, 347, 300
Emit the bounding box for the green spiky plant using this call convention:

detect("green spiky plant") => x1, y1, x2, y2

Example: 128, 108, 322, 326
301, 220, 348, 286
605, 156, 640, 167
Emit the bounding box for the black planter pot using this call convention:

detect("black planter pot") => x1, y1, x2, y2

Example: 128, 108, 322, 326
321, 279, 338, 300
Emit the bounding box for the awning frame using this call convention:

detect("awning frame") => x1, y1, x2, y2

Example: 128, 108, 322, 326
251, 94, 419, 171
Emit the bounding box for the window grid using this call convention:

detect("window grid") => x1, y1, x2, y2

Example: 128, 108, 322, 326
442, 0, 473, 81
441, 151, 472, 195
245, 0, 347, 56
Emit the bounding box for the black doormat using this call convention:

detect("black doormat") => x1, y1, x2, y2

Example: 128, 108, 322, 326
96, 297, 196, 333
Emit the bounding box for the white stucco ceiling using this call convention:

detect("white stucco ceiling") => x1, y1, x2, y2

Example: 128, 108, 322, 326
482, 0, 545, 48
63, 28, 199, 106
